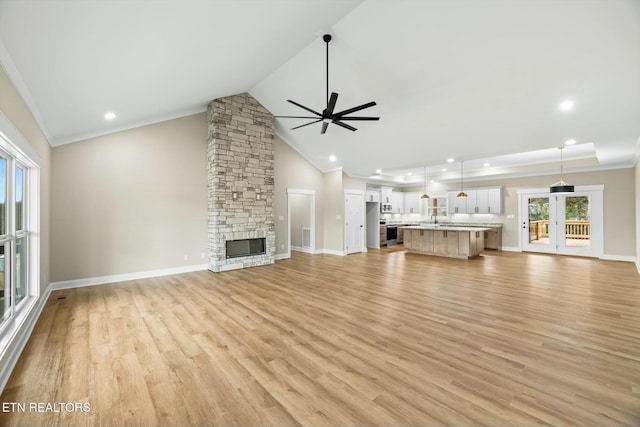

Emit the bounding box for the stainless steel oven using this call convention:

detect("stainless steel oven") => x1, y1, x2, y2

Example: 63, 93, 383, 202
386, 225, 398, 246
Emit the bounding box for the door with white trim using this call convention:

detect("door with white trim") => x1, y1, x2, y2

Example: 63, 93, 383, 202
345, 193, 364, 254
519, 187, 602, 257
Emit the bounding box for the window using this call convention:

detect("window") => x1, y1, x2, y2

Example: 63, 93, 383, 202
0, 126, 39, 344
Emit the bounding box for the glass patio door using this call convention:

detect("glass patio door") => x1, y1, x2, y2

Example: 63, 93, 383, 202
557, 194, 593, 257
522, 194, 557, 254
520, 188, 602, 257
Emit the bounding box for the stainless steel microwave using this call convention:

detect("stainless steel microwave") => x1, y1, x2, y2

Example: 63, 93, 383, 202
380, 203, 392, 213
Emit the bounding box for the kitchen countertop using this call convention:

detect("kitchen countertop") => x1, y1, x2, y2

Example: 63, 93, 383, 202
401, 225, 492, 232
384, 221, 502, 228
437, 222, 503, 228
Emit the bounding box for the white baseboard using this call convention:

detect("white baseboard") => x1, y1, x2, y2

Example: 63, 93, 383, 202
317, 249, 346, 256
50, 264, 208, 291
274, 253, 290, 260
501, 246, 521, 252
291, 246, 313, 254
599, 254, 636, 263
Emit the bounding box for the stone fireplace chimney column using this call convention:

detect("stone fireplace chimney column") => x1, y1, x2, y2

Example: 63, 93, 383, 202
207, 93, 275, 272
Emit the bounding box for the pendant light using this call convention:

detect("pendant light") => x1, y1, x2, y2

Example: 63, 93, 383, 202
457, 161, 468, 198
550, 146, 574, 193
420, 165, 430, 199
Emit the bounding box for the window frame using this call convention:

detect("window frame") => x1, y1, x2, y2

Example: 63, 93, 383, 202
0, 120, 40, 349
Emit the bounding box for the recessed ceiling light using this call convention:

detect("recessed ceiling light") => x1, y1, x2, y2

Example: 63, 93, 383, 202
329, 155, 337, 162
104, 112, 116, 120
407, 172, 412, 176
483, 163, 490, 167
447, 158, 455, 163
441, 168, 447, 172
559, 100, 574, 111
564, 139, 576, 146
375, 169, 382, 174
430, 180, 435, 183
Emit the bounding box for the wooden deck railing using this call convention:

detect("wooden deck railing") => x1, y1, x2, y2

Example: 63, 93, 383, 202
529, 220, 590, 240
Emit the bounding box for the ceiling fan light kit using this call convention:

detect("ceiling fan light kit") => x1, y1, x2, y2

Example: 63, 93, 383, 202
275, 34, 379, 134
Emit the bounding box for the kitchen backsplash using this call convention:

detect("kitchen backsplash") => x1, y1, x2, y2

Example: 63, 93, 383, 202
381, 212, 505, 224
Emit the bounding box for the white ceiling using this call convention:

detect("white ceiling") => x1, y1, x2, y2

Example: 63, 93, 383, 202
1, 0, 639, 183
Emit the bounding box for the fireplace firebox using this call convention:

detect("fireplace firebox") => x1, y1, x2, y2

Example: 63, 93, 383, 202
225, 238, 266, 259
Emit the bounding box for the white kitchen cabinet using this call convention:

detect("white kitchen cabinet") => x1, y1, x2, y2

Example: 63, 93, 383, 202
366, 189, 380, 203
467, 188, 503, 214
380, 187, 392, 204
449, 187, 503, 214
403, 192, 420, 214
391, 192, 404, 214
448, 191, 468, 214
487, 188, 503, 213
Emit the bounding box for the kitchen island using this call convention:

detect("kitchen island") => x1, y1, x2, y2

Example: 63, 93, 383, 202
401, 226, 491, 259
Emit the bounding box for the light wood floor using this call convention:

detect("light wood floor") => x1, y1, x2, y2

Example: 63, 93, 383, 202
1, 249, 640, 426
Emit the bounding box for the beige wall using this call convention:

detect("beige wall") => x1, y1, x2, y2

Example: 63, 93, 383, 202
0, 64, 52, 377
323, 170, 344, 253
51, 113, 207, 281
399, 168, 635, 257
273, 136, 324, 255
343, 172, 367, 192
0, 65, 51, 290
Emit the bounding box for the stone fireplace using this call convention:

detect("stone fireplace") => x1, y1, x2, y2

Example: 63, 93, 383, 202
207, 93, 275, 272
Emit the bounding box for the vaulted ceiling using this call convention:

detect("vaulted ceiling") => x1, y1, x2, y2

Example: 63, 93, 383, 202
1, 0, 639, 183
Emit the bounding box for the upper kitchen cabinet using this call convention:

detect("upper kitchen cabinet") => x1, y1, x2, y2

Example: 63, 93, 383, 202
403, 192, 420, 214
449, 187, 503, 214
487, 188, 503, 213
366, 188, 381, 203
468, 188, 503, 214
391, 192, 404, 214
380, 187, 392, 204
448, 191, 468, 214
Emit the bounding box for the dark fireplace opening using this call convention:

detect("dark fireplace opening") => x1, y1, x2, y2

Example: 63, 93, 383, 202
226, 238, 266, 259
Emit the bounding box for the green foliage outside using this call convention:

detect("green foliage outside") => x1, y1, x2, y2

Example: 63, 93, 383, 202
528, 196, 589, 221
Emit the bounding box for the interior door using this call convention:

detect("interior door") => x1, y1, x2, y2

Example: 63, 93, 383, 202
345, 193, 364, 254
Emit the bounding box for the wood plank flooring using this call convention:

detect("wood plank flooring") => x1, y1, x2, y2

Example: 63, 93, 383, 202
1, 249, 640, 426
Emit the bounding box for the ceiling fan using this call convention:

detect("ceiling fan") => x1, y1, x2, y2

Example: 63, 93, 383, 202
275, 34, 379, 134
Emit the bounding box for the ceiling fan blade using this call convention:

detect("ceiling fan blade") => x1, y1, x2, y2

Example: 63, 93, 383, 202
336, 116, 380, 121
325, 92, 338, 115
333, 101, 377, 118
275, 115, 321, 119
291, 119, 322, 130
287, 100, 322, 116
333, 120, 358, 132
321, 122, 329, 134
